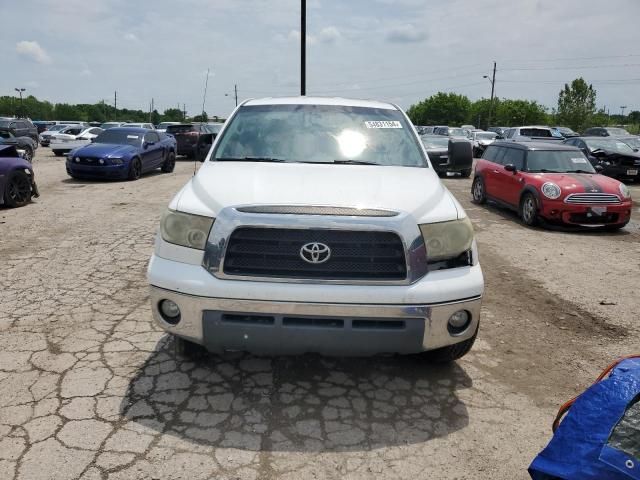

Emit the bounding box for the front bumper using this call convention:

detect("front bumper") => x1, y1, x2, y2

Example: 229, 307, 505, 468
66, 162, 128, 180
540, 201, 632, 226
148, 252, 483, 356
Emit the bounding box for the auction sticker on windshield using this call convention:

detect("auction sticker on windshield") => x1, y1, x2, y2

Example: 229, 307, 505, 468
571, 157, 589, 164
365, 121, 402, 129
127, 135, 139, 139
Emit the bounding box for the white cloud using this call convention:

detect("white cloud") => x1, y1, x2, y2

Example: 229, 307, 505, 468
16, 41, 52, 64
80, 68, 92, 77
318, 26, 341, 44
123, 33, 139, 41
386, 24, 427, 43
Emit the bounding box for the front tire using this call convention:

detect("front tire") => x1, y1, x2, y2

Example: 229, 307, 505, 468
161, 151, 176, 173
471, 176, 486, 204
423, 329, 478, 363
603, 221, 629, 231
173, 336, 207, 358
22, 146, 33, 162
53, 151, 64, 157
519, 192, 539, 226
4, 170, 33, 207
128, 157, 142, 181
460, 168, 472, 178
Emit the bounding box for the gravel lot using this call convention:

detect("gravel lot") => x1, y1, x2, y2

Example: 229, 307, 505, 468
1, 149, 638, 480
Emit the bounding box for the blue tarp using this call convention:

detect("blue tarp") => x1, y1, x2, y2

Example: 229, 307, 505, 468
530, 357, 640, 480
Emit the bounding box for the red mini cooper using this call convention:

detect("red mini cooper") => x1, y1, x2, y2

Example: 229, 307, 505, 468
472, 141, 633, 229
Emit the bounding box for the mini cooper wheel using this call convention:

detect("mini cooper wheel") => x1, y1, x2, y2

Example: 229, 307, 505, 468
161, 151, 176, 173
128, 157, 142, 180
520, 193, 539, 226
4, 170, 32, 207
471, 176, 486, 204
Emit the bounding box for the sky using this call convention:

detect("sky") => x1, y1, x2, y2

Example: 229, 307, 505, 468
2, 0, 640, 119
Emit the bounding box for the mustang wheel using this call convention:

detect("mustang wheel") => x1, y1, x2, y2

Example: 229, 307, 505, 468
471, 176, 486, 204
161, 151, 176, 173
22, 146, 33, 162
4, 170, 32, 207
128, 158, 142, 180
520, 192, 539, 226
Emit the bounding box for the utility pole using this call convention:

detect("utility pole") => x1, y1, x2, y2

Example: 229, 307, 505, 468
483, 62, 496, 129
301, 0, 306, 95
183, 104, 186, 121
201, 68, 210, 119
114, 91, 117, 121
234, 84, 238, 106
620, 105, 627, 119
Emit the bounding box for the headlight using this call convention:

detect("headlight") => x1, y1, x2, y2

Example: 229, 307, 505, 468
160, 209, 214, 250
619, 183, 631, 199
541, 182, 561, 199
419, 217, 474, 261
110, 158, 124, 165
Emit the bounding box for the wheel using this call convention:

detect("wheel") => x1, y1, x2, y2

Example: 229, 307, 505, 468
173, 336, 207, 358
53, 151, 64, 157
4, 170, 33, 207
423, 328, 478, 363
603, 222, 629, 231
161, 151, 176, 173
436, 171, 446, 178
460, 168, 472, 178
22, 146, 33, 162
471, 176, 486, 204
128, 157, 142, 180
519, 192, 539, 226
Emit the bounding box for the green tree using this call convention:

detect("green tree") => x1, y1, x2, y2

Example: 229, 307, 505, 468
192, 112, 208, 122
407, 92, 471, 126
151, 109, 161, 125
162, 108, 184, 122
556, 78, 596, 131
493, 99, 548, 126
54, 103, 83, 120
467, 98, 495, 130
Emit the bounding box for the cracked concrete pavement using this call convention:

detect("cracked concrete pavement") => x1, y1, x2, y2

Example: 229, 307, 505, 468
0, 151, 638, 479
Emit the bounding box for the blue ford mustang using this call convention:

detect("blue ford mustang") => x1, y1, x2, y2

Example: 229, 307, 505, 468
66, 127, 177, 180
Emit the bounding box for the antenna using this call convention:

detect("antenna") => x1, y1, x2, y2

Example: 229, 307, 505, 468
201, 68, 210, 119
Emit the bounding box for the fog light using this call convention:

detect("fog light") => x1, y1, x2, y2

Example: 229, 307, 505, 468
448, 310, 471, 334
159, 299, 181, 325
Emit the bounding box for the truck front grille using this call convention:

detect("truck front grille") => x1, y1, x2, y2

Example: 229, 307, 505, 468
223, 227, 407, 280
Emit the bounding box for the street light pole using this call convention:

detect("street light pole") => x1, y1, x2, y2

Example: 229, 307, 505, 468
14, 88, 25, 118
225, 84, 238, 107
301, 0, 306, 96
483, 61, 496, 129
620, 105, 627, 119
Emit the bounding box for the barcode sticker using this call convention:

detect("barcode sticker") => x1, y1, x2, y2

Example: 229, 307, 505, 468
365, 121, 402, 129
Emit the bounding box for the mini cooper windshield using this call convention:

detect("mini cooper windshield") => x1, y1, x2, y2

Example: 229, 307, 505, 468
527, 150, 596, 173
212, 104, 427, 167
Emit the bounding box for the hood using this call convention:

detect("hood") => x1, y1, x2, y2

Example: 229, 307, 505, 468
529, 172, 624, 194
173, 162, 460, 224
70, 143, 136, 158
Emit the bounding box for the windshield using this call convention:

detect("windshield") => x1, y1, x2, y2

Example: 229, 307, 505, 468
157, 123, 177, 129
526, 150, 595, 173
420, 135, 449, 149
448, 128, 465, 137
93, 129, 142, 146
100, 123, 120, 129
586, 138, 635, 154
476, 132, 497, 140
212, 104, 426, 167
608, 127, 630, 136
621, 137, 640, 149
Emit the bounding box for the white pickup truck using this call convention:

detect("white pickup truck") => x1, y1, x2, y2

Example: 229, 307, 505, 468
147, 97, 484, 361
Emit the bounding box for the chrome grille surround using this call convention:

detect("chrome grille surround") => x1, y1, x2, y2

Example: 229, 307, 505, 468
564, 193, 621, 205
235, 205, 399, 217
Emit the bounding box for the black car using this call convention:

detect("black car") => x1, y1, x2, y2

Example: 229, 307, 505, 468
420, 134, 473, 177
166, 123, 219, 158
583, 127, 630, 137
564, 136, 640, 180
32, 121, 55, 134
0, 131, 37, 162
0, 119, 38, 144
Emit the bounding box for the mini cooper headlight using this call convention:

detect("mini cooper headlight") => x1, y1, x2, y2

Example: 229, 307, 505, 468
160, 209, 214, 250
541, 182, 561, 199
419, 217, 474, 261
619, 183, 631, 199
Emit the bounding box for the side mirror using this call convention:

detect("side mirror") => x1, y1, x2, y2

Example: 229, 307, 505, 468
90, 138, 95, 143
504, 164, 517, 172
143, 141, 155, 149
496, 135, 504, 140
595, 165, 604, 172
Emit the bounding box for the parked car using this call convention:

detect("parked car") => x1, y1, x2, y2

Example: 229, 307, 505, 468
552, 126, 579, 138
123, 122, 155, 129
420, 134, 473, 177
472, 141, 632, 229
32, 121, 55, 134
100, 122, 125, 130
469, 131, 498, 157
583, 127, 630, 137
618, 136, 640, 151
165, 123, 213, 158
502, 126, 565, 142
147, 96, 484, 360
563, 136, 640, 181
39, 124, 72, 146
53, 120, 88, 127
66, 127, 177, 180
0, 145, 39, 207
0, 118, 39, 144
50, 126, 104, 156
156, 122, 181, 133
434, 126, 468, 137
488, 126, 509, 137
0, 130, 38, 162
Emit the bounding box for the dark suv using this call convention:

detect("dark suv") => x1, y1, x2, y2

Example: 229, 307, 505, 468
166, 123, 217, 158
0, 119, 38, 145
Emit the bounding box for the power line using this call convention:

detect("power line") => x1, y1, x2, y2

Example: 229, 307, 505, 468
501, 63, 640, 72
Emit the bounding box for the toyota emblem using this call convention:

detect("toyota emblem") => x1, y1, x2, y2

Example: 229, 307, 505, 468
300, 242, 331, 264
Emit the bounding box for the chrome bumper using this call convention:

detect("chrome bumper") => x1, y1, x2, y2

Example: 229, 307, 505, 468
149, 286, 481, 355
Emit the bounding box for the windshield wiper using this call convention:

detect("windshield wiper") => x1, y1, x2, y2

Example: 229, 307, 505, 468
528, 168, 557, 173
331, 159, 379, 165
216, 156, 285, 162
565, 169, 595, 174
